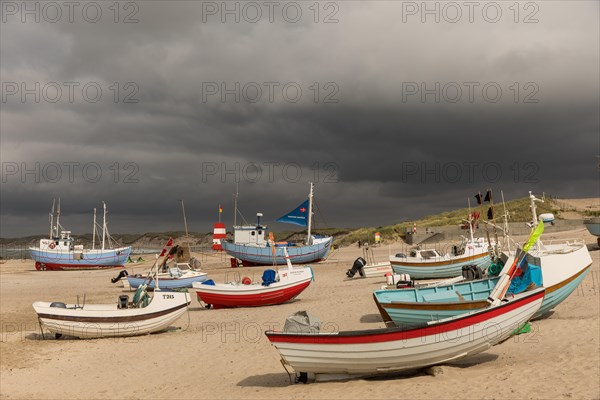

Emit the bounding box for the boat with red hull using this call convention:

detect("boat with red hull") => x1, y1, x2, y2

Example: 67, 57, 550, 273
192, 266, 313, 308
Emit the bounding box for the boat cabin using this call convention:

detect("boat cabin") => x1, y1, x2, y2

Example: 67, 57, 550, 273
410, 249, 443, 259
39, 231, 74, 251
233, 225, 267, 246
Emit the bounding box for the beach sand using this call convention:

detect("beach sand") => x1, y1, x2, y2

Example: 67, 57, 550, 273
1, 228, 599, 399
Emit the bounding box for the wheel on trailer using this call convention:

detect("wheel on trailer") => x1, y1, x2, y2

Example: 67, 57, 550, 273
55, 333, 62, 339
597, 237, 600, 247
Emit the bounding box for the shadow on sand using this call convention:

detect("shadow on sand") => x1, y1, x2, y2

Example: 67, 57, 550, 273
237, 372, 293, 388
359, 313, 384, 323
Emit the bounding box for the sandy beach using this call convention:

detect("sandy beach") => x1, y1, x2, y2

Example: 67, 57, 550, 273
1, 228, 599, 399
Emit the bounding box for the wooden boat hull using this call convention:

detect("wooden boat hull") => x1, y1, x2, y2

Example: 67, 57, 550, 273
193, 267, 313, 308
33, 292, 190, 338
391, 251, 491, 279
31, 246, 131, 270
376, 244, 592, 324
266, 288, 544, 379
221, 237, 332, 266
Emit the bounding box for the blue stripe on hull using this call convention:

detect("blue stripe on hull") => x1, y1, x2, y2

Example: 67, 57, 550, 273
391, 255, 491, 279
30, 248, 131, 267
221, 238, 332, 265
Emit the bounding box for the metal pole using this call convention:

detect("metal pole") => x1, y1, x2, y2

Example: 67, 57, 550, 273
307, 182, 313, 245
92, 208, 96, 250
101, 202, 106, 250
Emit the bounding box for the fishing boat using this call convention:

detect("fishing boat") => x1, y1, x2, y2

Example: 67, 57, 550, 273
33, 291, 190, 339
221, 183, 332, 266
375, 194, 593, 325
265, 287, 545, 382
390, 236, 492, 279
30, 200, 131, 270
127, 262, 208, 290
584, 217, 600, 245
192, 248, 313, 308
33, 240, 191, 339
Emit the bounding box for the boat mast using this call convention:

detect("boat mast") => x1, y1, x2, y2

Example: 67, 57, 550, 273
233, 182, 238, 227
55, 198, 61, 238
307, 182, 314, 245
467, 199, 474, 242
92, 208, 97, 250
500, 191, 510, 251
101, 202, 107, 250
180, 199, 189, 237
49, 199, 56, 239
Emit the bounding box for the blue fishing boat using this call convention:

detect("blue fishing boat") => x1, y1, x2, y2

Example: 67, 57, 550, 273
375, 241, 592, 325
584, 217, 600, 246
30, 200, 131, 270
221, 183, 332, 266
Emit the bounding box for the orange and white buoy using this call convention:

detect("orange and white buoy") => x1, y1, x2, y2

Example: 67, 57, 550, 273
412, 223, 417, 234
212, 223, 226, 251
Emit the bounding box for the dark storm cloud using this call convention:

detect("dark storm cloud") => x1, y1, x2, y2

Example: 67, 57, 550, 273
1, 1, 598, 236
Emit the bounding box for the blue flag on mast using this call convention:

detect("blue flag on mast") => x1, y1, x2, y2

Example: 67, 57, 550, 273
276, 199, 309, 227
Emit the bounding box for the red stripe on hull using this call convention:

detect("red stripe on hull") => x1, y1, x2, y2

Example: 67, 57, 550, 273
196, 280, 311, 308
38, 263, 125, 271
267, 289, 544, 344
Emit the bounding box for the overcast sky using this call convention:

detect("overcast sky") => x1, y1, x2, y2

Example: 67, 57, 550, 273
1, 1, 598, 237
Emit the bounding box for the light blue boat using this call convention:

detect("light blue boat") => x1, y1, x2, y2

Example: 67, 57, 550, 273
584, 217, 600, 240
221, 236, 332, 266
222, 183, 332, 266
127, 263, 208, 290
375, 245, 592, 324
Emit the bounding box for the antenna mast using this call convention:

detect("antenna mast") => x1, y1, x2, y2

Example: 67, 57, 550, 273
49, 199, 56, 239
101, 202, 107, 250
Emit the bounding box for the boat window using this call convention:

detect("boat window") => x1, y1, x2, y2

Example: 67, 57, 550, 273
258, 231, 262, 235
421, 250, 437, 259
251, 231, 255, 236
409, 250, 417, 257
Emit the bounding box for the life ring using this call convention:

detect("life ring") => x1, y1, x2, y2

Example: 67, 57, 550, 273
241, 277, 252, 285
49, 243, 56, 249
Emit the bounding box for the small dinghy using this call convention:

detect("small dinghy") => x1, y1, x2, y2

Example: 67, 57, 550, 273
127, 261, 208, 290
192, 266, 313, 309
192, 248, 313, 308
33, 238, 191, 339
265, 287, 545, 382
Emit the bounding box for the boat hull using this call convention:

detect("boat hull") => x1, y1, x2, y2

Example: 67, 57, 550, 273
391, 252, 491, 279
584, 219, 600, 237
193, 267, 313, 308
266, 289, 544, 378
33, 292, 190, 338
127, 274, 208, 290
221, 237, 332, 266
30, 247, 132, 270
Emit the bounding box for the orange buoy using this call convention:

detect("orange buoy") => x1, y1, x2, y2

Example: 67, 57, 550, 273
241, 277, 252, 285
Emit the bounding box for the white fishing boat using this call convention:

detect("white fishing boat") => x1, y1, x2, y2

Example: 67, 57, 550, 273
266, 287, 545, 382
33, 239, 191, 339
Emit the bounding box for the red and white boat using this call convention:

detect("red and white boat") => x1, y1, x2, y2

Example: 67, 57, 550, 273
266, 287, 545, 382
191, 265, 314, 309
